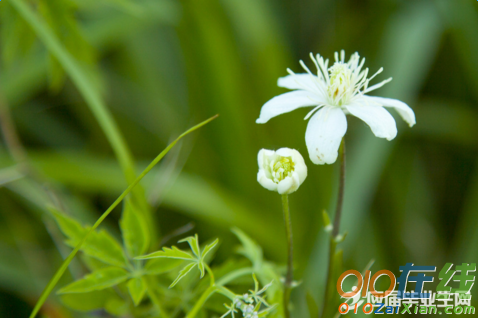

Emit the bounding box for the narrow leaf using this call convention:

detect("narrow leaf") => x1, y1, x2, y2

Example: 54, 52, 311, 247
127, 277, 146, 306
58, 267, 129, 294
201, 238, 219, 261
231, 227, 263, 268
198, 262, 205, 278
136, 246, 194, 261
306, 291, 319, 318
179, 234, 200, 257
170, 262, 197, 288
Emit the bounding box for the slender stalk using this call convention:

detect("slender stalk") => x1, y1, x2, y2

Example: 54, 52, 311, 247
282, 194, 293, 318
216, 267, 253, 287
28, 115, 218, 318
320, 139, 346, 318
332, 139, 346, 238
186, 285, 217, 318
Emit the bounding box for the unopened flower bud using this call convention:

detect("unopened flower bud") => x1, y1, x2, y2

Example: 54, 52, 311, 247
257, 148, 307, 195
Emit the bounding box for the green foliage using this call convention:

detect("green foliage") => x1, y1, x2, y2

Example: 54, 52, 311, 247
58, 267, 130, 294
137, 234, 219, 287
2, 0, 478, 317
120, 198, 150, 258
127, 277, 147, 306
51, 208, 128, 268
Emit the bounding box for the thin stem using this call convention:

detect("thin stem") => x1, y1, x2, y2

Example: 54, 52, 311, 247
320, 139, 346, 318
28, 115, 218, 318
216, 267, 253, 287
186, 285, 217, 318
282, 194, 293, 318
332, 139, 346, 238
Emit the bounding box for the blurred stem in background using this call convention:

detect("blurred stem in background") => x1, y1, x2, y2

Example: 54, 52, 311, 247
281, 193, 293, 318
8, 0, 156, 238
321, 139, 346, 318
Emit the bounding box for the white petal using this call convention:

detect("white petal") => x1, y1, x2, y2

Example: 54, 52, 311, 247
275, 147, 298, 158
257, 170, 277, 192
345, 102, 397, 140
305, 106, 347, 165
278, 74, 316, 90
256, 90, 321, 124
364, 95, 416, 127
257, 149, 275, 168
277, 176, 294, 194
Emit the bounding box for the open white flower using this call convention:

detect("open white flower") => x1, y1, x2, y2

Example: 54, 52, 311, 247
256, 50, 416, 165
257, 148, 307, 195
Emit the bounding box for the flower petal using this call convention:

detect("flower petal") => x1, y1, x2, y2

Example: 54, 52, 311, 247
277, 176, 294, 195
256, 90, 322, 124
345, 102, 397, 140
364, 95, 416, 127
257, 170, 277, 192
305, 106, 347, 165
278, 74, 317, 91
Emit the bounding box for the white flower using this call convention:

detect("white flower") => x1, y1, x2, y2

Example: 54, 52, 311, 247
257, 148, 307, 195
256, 50, 416, 165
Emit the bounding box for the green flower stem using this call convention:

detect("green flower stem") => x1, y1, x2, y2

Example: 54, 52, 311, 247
186, 285, 217, 318
282, 194, 293, 318
28, 115, 218, 318
145, 277, 171, 318
320, 139, 346, 318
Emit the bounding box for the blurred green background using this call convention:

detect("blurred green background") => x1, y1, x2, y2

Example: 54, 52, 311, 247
0, 0, 477, 316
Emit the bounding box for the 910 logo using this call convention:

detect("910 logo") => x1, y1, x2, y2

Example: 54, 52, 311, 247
336, 263, 476, 315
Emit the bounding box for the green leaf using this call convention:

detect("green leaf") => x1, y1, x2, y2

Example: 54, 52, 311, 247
198, 262, 205, 278
105, 295, 129, 316
127, 277, 146, 306
170, 262, 197, 288
60, 289, 117, 312
306, 291, 319, 318
50, 208, 86, 245
231, 227, 263, 268
58, 267, 130, 294
136, 246, 194, 261
51, 209, 128, 268
144, 258, 183, 275
120, 198, 150, 258
201, 238, 219, 261
179, 234, 200, 257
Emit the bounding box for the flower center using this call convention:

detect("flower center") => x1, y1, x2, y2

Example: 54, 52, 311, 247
327, 62, 352, 106
271, 157, 295, 183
